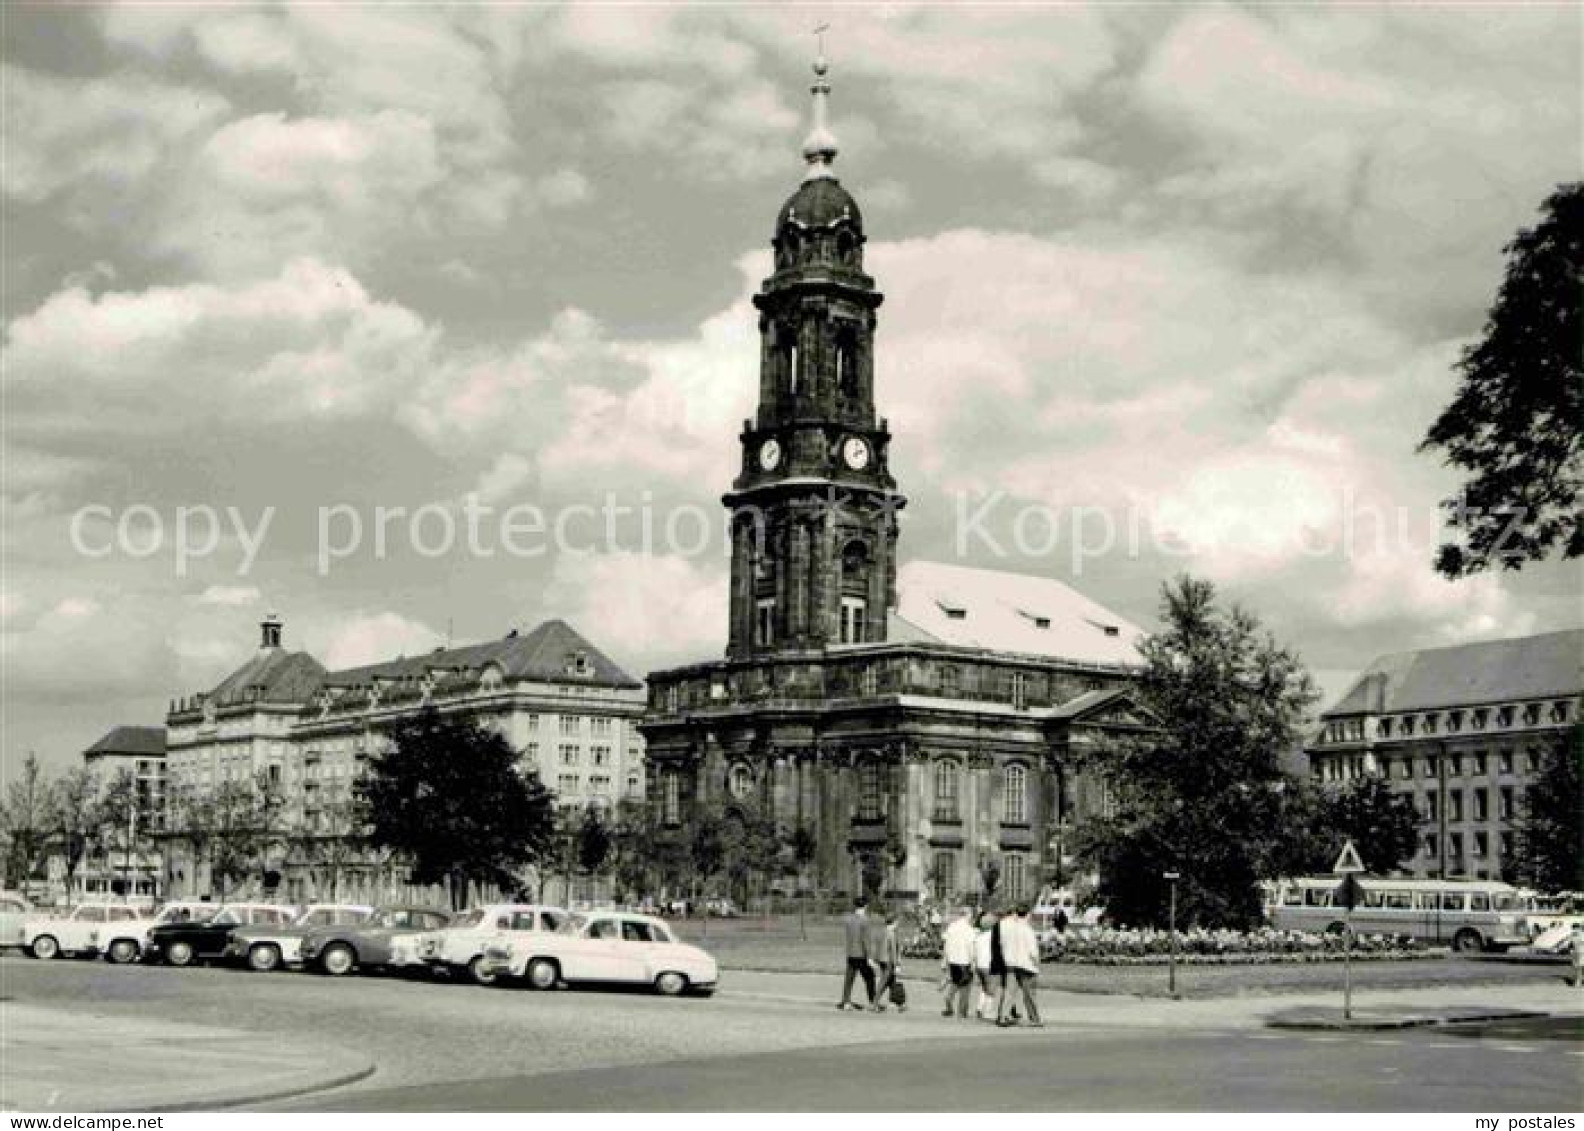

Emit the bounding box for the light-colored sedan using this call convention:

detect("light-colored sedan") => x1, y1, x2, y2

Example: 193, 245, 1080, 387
222, 904, 375, 971
23, 902, 154, 963
418, 903, 569, 984
479, 911, 718, 996
0, 891, 34, 949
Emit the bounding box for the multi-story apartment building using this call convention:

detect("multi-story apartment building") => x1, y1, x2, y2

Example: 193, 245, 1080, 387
164, 615, 646, 902
1306, 629, 1582, 880
67, 726, 168, 900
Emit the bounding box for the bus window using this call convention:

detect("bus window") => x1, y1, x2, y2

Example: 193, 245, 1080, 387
1469, 893, 1490, 912
1363, 889, 1386, 908
1282, 888, 1303, 907
1384, 890, 1412, 910
1305, 887, 1332, 907
1415, 892, 1438, 910
1440, 893, 1465, 912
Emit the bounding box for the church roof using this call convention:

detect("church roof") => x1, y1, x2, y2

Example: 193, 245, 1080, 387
890, 561, 1145, 667
84, 725, 166, 758
328, 618, 641, 690
1323, 628, 1584, 717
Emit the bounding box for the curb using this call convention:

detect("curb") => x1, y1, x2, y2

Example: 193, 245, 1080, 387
147, 1056, 377, 1114
1265, 1008, 1549, 1032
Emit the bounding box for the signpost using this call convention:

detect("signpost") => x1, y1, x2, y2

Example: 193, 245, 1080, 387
1163, 871, 1181, 999
1332, 839, 1367, 1021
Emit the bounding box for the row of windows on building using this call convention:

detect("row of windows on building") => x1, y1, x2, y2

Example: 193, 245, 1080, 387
555, 773, 641, 799
1420, 829, 1514, 864
929, 850, 1032, 902
702, 760, 1037, 825
1320, 700, 1573, 745
1318, 747, 1547, 783
528, 715, 620, 735
523, 743, 620, 767
1419, 785, 1524, 824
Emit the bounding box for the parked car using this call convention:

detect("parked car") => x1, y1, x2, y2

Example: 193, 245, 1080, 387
144, 903, 296, 966
23, 902, 154, 963
299, 906, 452, 976
418, 904, 569, 984
221, 904, 375, 971
0, 891, 34, 949
479, 911, 717, 996
702, 898, 739, 919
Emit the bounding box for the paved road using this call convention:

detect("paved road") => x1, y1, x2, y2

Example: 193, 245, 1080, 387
3, 955, 1578, 1111
283, 1016, 1584, 1112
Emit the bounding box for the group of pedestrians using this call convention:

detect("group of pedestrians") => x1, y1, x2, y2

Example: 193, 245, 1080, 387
837, 897, 906, 1011
939, 903, 1042, 1027
836, 898, 1041, 1027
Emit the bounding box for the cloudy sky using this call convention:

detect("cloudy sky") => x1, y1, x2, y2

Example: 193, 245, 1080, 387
3, 3, 1580, 774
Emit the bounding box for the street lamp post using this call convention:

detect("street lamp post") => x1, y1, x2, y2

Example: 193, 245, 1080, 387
1163, 870, 1181, 999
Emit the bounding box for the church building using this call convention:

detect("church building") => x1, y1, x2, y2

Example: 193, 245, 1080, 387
639, 57, 1151, 905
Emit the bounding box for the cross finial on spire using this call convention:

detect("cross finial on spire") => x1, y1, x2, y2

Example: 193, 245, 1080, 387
802, 23, 838, 180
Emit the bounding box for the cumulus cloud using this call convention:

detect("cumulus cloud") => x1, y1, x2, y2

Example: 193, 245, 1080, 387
306, 610, 443, 671
1, 63, 229, 205
541, 551, 727, 674
3, 258, 436, 436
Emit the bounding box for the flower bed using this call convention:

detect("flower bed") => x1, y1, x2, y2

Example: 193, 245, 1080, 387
902, 925, 1430, 964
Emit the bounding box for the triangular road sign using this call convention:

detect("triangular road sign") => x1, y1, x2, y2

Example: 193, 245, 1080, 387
1333, 839, 1366, 875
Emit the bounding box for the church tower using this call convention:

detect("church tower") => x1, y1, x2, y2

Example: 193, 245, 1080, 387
725, 53, 905, 660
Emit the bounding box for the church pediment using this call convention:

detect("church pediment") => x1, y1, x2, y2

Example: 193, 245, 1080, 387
1054, 688, 1156, 731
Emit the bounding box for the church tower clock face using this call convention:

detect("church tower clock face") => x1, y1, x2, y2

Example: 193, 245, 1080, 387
758, 438, 782, 471
841, 436, 871, 470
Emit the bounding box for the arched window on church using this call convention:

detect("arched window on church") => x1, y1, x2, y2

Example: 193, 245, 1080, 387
661, 770, 681, 826
857, 762, 884, 821
1003, 763, 1028, 824
933, 760, 960, 821
834, 323, 860, 398
788, 342, 800, 396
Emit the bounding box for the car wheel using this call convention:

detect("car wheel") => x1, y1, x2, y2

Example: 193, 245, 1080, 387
1452, 928, 1485, 954
319, 943, 355, 976
106, 938, 139, 965
248, 943, 282, 972
30, 935, 59, 961
467, 956, 495, 986
166, 940, 195, 967
654, 971, 688, 997
525, 958, 559, 990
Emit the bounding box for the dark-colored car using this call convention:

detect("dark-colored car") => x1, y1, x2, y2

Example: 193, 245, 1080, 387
144, 902, 296, 967
298, 906, 451, 976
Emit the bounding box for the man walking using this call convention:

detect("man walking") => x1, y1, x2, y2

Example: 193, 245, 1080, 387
868, 905, 896, 1011
837, 897, 875, 1010
996, 903, 1043, 1027
940, 905, 976, 1018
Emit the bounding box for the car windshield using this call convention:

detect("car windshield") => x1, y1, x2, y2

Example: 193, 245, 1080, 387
449, 910, 486, 929
558, 914, 587, 937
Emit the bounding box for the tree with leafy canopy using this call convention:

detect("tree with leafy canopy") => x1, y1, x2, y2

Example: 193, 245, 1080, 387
577, 804, 613, 898
207, 772, 287, 900
1077, 576, 1318, 929
2, 753, 54, 890
358, 708, 555, 911
1323, 775, 1420, 876
97, 768, 143, 894
1272, 776, 1421, 879
1420, 182, 1583, 577
49, 767, 101, 898
1508, 726, 1583, 892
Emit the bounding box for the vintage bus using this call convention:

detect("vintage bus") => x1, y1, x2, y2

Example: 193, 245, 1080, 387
1265, 877, 1530, 953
